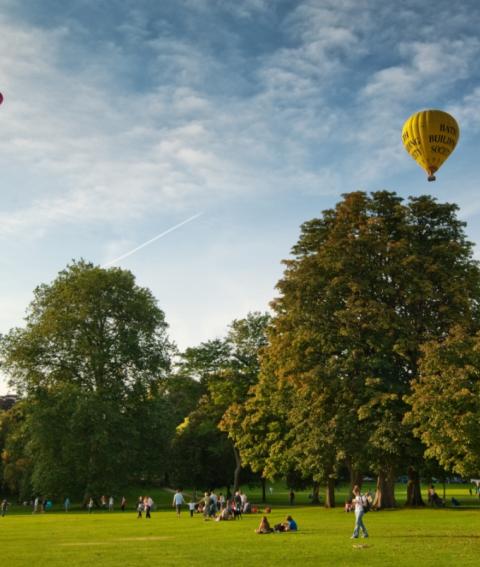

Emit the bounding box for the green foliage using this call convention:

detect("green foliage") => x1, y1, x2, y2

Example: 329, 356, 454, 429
0, 260, 173, 497
180, 339, 232, 385
172, 312, 271, 489
406, 326, 480, 477
0, 401, 32, 498
170, 395, 236, 490
237, 192, 480, 497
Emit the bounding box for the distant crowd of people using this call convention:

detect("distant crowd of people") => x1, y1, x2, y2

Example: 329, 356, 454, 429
171, 488, 255, 521
85, 495, 126, 513
32, 496, 53, 513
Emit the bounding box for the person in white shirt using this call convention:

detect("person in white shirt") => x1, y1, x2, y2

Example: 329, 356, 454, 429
351, 485, 369, 539
172, 489, 185, 517
240, 492, 247, 506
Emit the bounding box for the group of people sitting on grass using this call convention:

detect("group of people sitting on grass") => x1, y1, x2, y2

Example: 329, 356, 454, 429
255, 514, 298, 534
196, 490, 253, 520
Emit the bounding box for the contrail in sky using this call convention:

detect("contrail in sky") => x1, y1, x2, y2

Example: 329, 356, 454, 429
102, 212, 203, 268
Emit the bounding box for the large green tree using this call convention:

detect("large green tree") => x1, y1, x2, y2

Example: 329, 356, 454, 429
239, 192, 480, 508
0, 260, 173, 498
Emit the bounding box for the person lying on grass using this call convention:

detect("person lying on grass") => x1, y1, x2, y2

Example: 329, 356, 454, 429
274, 515, 298, 532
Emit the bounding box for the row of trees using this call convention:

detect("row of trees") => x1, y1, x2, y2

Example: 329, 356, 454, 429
1, 191, 480, 507
0, 262, 269, 499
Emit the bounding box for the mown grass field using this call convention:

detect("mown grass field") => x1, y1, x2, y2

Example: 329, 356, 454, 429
1, 483, 479, 567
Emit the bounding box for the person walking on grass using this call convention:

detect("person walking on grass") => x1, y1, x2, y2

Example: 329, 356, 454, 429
137, 496, 144, 518
144, 496, 153, 519
172, 489, 185, 517
351, 485, 369, 539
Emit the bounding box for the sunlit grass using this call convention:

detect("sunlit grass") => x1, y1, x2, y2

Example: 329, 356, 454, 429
1, 483, 479, 566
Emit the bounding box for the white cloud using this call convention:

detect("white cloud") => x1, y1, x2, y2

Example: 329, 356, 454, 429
450, 87, 480, 132
183, 0, 269, 19
0, 10, 343, 241
361, 38, 480, 104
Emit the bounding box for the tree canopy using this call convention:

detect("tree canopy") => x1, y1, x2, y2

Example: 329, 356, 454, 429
233, 191, 480, 507
0, 260, 173, 498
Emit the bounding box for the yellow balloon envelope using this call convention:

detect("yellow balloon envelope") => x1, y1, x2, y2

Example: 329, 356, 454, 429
401, 109, 459, 181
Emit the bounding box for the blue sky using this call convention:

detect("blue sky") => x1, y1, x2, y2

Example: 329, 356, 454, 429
1, 0, 480, 393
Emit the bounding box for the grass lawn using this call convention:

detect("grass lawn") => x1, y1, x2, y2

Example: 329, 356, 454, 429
1, 484, 479, 566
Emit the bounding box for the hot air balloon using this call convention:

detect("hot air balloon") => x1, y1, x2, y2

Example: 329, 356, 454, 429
401, 109, 459, 181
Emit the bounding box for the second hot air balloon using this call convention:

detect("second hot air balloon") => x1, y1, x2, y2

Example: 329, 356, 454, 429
402, 109, 459, 181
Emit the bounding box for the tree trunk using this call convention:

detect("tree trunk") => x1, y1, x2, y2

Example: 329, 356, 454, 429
348, 464, 363, 492
311, 482, 321, 505
261, 477, 267, 503
373, 468, 396, 509
232, 445, 242, 492
405, 466, 425, 507
325, 477, 336, 508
